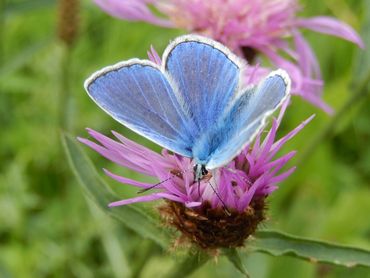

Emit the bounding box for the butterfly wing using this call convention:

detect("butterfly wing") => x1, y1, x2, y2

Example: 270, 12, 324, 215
163, 35, 243, 133
84, 59, 194, 157
205, 70, 291, 169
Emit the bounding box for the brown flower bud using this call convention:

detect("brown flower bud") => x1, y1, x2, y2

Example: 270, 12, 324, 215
57, 0, 79, 46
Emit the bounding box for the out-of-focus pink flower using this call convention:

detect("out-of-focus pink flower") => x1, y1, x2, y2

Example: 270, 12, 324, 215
78, 99, 313, 212
93, 0, 363, 113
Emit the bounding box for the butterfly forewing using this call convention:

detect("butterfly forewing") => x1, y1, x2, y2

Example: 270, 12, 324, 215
85, 60, 194, 157
163, 36, 242, 132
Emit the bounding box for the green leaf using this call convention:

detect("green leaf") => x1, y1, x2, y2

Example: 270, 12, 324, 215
250, 230, 370, 268
87, 202, 131, 278
164, 251, 209, 278
223, 248, 250, 277
62, 133, 170, 249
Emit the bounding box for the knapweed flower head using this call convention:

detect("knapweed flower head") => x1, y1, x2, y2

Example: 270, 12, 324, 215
79, 98, 313, 249
93, 0, 363, 113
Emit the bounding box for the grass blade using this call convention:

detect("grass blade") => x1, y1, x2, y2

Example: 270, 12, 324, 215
62, 133, 170, 249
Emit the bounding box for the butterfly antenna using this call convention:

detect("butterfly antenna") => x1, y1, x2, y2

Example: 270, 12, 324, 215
137, 167, 192, 194
207, 181, 231, 216
137, 176, 173, 193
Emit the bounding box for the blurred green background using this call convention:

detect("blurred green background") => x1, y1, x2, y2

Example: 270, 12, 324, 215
0, 0, 369, 277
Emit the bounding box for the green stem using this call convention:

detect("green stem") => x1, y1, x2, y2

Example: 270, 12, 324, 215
58, 45, 72, 131
58, 45, 74, 196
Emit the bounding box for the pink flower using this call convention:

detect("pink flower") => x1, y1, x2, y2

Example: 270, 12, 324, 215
93, 0, 363, 113
79, 99, 313, 212
79, 98, 313, 248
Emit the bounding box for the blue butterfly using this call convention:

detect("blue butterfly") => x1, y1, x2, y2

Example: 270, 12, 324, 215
84, 35, 291, 182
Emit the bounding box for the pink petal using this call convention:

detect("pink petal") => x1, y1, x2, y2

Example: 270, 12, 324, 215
108, 192, 187, 207
94, 0, 173, 27
237, 178, 261, 211
103, 169, 153, 188
185, 202, 202, 208
108, 194, 163, 207
277, 96, 291, 125
302, 93, 334, 114
297, 17, 364, 48
260, 151, 297, 173
257, 119, 278, 162
270, 114, 315, 159
269, 166, 296, 184
293, 31, 321, 78
147, 45, 162, 65
78, 137, 146, 173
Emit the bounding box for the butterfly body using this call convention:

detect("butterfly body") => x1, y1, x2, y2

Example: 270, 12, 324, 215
85, 35, 291, 181
193, 164, 209, 182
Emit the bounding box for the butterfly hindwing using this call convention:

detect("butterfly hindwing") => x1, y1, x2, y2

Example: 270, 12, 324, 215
84, 59, 194, 157
205, 70, 291, 169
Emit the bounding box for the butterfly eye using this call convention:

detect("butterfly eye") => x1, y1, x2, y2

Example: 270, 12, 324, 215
201, 166, 208, 176
193, 165, 198, 172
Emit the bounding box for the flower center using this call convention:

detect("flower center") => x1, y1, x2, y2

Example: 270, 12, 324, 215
159, 197, 266, 249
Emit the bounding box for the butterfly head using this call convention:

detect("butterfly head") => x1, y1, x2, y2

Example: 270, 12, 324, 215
193, 164, 209, 182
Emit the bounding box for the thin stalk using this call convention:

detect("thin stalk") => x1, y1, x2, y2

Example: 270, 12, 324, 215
58, 45, 72, 130
57, 0, 79, 131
